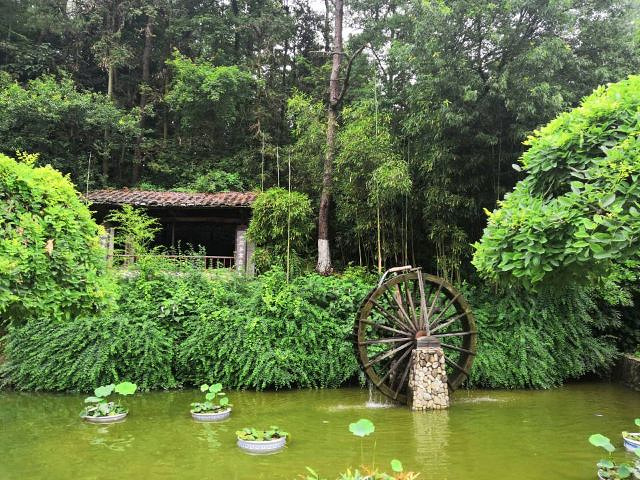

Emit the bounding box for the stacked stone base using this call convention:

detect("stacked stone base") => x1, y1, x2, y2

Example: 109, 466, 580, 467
408, 346, 449, 411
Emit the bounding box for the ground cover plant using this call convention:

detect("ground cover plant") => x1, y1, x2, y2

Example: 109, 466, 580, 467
80, 382, 137, 418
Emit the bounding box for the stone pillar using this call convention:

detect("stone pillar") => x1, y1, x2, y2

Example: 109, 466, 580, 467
235, 225, 247, 273
408, 339, 449, 411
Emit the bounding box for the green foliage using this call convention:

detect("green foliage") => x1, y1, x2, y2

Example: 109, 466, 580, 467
190, 383, 231, 413
186, 170, 246, 193
175, 267, 371, 389
304, 419, 417, 480
0, 153, 112, 326
2, 264, 370, 392
589, 434, 638, 479
165, 51, 255, 133
247, 188, 313, 273
1, 314, 176, 392
80, 381, 138, 418
105, 204, 161, 257
473, 75, 640, 287
0, 74, 140, 184
464, 283, 619, 389
236, 426, 288, 441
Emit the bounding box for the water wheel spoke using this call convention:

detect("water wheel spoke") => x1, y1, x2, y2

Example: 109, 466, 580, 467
425, 282, 443, 324
445, 357, 470, 377
389, 286, 415, 331
441, 342, 476, 356
370, 300, 413, 334
430, 311, 467, 334
417, 270, 429, 331
393, 355, 412, 400
360, 319, 411, 337
364, 341, 413, 369
359, 336, 412, 345
429, 293, 461, 329
434, 330, 476, 338
374, 346, 413, 387
402, 278, 419, 331
382, 291, 415, 333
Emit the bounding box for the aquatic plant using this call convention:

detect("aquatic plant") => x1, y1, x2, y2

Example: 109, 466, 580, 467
304, 419, 417, 480
588, 433, 639, 479
190, 383, 230, 414
235, 426, 288, 441
80, 382, 137, 418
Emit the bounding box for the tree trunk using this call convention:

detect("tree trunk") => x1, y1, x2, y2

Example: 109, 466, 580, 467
316, 0, 343, 275
323, 0, 331, 52
133, 15, 153, 184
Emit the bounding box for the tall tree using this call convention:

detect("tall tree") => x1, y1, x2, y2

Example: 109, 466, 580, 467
317, 0, 363, 274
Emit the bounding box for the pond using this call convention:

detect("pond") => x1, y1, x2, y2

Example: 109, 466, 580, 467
1, 382, 638, 479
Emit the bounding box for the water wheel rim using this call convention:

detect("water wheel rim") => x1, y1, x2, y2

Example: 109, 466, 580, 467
355, 270, 477, 404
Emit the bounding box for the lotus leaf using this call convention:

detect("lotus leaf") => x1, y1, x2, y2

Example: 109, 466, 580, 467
114, 382, 137, 396
349, 418, 375, 437
94, 384, 115, 397
589, 434, 615, 453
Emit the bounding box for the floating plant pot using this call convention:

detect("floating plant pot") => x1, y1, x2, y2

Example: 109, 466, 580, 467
236, 436, 286, 454
623, 433, 640, 452
191, 408, 231, 422
82, 412, 128, 424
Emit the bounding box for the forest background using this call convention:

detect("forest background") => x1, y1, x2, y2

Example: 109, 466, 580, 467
2, 0, 639, 280
2, 0, 640, 391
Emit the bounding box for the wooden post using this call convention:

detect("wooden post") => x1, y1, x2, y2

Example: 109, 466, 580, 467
100, 226, 115, 267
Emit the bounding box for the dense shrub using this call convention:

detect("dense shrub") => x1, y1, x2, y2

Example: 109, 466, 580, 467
465, 284, 619, 389
247, 187, 314, 274
474, 75, 640, 287
0, 255, 622, 392
1, 262, 372, 391
1, 315, 175, 391
176, 269, 371, 389
0, 153, 112, 326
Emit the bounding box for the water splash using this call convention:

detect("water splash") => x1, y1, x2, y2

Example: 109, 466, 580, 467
365, 381, 395, 409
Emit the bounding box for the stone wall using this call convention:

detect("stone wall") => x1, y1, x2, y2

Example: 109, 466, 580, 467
617, 354, 640, 392
408, 346, 449, 410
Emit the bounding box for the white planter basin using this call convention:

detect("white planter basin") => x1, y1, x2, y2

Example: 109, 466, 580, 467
191, 408, 231, 422
82, 412, 128, 424
236, 436, 286, 454
623, 433, 640, 451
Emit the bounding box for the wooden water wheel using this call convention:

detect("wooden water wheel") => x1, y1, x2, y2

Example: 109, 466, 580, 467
355, 266, 477, 404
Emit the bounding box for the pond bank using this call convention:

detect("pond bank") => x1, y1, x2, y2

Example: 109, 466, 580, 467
616, 354, 640, 392
1, 382, 639, 480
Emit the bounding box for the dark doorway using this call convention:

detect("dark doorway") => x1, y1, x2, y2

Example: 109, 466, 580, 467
157, 222, 237, 256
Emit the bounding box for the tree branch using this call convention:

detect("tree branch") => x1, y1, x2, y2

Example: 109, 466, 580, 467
336, 44, 366, 106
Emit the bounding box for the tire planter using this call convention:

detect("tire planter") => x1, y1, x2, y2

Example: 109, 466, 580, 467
82, 412, 128, 424
236, 436, 286, 454
623, 433, 640, 451
191, 408, 231, 422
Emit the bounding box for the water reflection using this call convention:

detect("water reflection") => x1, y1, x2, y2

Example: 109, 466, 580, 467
88, 426, 134, 452
411, 408, 450, 471
195, 421, 231, 450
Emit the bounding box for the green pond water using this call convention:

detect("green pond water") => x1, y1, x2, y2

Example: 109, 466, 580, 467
1, 382, 638, 480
